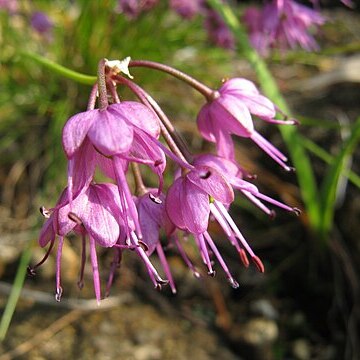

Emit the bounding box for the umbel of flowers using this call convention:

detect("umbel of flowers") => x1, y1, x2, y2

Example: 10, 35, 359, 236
31, 57, 300, 303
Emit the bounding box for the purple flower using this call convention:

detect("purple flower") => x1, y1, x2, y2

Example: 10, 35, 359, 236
249, 0, 326, 54
137, 190, 176, 292
30, 11, 53, 35
243, 6, 270, 56
36, 183, 126, 303
165, 164, 264, 285
197, 78, 296, 170
62, 101, 165, 197
170, 0, 204, 19
194, 154, 300, 217
203, 8, 235, 49
166, 165, 234, 234
116, 0, 159, 19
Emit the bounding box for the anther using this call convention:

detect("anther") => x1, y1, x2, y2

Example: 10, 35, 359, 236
77, 280, 84, 290
200, 170, 211, 179
55, 286, 63, 302
252, 256, 265, 273
156, 278, 169, 286
269, 210, 276, 220
39, 206, 51, 218
228, 277, 240, 289
27, 266, 36, 277
293, 207, 301, 216
239, 249, 250, 268
68, 212, 83, 225
154, 159, 163, 167
149, 193, 162, 204
208, 270, 216, 277
138, 240, 149, 252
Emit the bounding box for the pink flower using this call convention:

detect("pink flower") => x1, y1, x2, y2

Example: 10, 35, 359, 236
203, 8, 235, 49
35, 183, 126, 303
0, 0, 18, 14
165, 164, 264, 286
194, 154, 300, 217
166, 165, 234, 234
246, 0, 326, 54
197, 78, 296, 170
137, 190, 176, 292
116, 0, 159, 19
170, 0, 204, 19
62, 101, 165, 198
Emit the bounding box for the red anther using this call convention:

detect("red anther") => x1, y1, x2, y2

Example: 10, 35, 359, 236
269, 210, 276, 220
252, 256, 265, 273
239, 248, 250, 268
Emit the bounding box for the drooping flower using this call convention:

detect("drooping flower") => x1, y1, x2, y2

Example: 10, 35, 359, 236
137, 190, 176, 292
62, 101, 165, 198
197, 78, 296, 170
194, 154, 300, 217
34, 183, 126, 303
165, 164, 264, 286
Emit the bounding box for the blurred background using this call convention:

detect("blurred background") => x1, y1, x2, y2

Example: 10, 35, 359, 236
0, 1, 359, 359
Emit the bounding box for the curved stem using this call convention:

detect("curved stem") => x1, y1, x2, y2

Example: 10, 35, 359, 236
21, 51, 97, 85
129, 60, 216, 101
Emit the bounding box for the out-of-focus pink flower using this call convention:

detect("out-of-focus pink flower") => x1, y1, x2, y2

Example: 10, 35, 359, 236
197, 78, 296, 170
244, 0, 325, 54
203, 8, 235, 49
169, 0, 204, 19
30, 11, 53, 35
0, 0, 18, 14
116, 0, 159, 19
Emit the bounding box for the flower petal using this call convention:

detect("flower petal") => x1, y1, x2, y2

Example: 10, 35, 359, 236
197, 103, 217, 142
166, 177, 187, 231
62, 109, 96, 158
56, 191, 88, 236
81, 184, 121, 247
38, 217, 55, 247
182, 179, 210, 234
87, 109, 133, 156
109, 102, 160, 138
187, 166, 234, 205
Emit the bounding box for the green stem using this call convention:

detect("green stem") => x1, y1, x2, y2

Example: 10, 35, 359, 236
207, 0, 321, 231
0, 245, 32, 341
21, 52, 97, 85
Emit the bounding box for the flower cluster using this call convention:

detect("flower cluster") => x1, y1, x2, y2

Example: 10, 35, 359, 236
116, 0, 353, 54
32, 57, 300, 303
